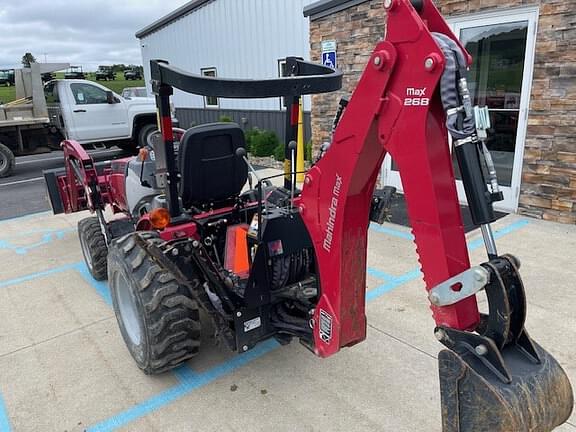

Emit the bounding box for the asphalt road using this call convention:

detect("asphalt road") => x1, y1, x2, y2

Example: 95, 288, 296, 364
0, 147, 130, 221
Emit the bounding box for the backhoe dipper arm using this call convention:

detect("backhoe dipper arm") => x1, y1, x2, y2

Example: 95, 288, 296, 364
297, 1, 573, 430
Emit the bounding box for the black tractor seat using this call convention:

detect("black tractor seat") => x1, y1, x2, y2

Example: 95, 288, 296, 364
178, 122, 248, 209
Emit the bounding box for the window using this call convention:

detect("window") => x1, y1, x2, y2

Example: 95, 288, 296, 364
44, 82, 60, 104
70, 83, 109, 105
278, 59, 287, 110
122, 87, 147, 98
201, 68, 218, 107
383, 8, 538, 212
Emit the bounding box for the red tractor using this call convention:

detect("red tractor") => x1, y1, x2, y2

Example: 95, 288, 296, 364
44, 0, 573, 430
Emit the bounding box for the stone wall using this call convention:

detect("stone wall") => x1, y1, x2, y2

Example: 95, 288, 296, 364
308, 0, 576, 223
309, 0, 385, 146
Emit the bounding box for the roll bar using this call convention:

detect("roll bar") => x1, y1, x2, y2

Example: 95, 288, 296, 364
150, 56, 342, 220
149, 56, 342, 98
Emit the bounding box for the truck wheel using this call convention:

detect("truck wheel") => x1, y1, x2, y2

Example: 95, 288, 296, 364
78, 217, 108, 280
0, 142, 15, 178
108, 232, 201, 374
138, 124, 158, 148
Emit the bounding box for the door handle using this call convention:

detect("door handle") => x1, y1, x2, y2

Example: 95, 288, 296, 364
73, 109, 86, 113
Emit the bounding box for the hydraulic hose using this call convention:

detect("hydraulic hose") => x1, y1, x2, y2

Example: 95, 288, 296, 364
433, 33, 498, 257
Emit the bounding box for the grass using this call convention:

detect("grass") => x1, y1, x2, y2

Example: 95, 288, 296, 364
0, 71, 144, 104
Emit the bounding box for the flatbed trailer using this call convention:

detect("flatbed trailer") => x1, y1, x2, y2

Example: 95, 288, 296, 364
0, 63, 69, 177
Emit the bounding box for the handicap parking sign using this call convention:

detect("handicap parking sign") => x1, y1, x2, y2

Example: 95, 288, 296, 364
321, 40, 337, 69
322, 51, 336, 69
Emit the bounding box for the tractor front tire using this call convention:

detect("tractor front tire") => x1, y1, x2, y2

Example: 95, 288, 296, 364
0, 142, 15, 178
78, 217, 108, 280
108, 232, 201, 374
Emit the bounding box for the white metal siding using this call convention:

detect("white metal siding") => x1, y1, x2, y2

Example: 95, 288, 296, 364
140, 0, 315, 111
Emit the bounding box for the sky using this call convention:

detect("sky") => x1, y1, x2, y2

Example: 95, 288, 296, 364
0, 0, 189, 70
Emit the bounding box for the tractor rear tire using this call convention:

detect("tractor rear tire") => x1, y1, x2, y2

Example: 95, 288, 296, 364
0, 142, 15, 178
78, 217, 108, 281
108, 232, 201, 374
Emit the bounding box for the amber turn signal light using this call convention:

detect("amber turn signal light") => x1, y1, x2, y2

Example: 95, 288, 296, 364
149, 208, 171, 230
138, 147, 149, 161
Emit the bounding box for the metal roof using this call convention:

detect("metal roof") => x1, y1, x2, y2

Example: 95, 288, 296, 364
303, 0, 370, 20
135, 0, 214, 39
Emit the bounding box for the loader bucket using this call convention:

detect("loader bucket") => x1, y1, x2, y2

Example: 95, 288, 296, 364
439, 340, 573, 432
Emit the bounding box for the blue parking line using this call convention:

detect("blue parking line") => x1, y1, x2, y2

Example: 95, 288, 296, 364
0, 394, 12, 432
366, 268, 422, 301
87, 339, 280, 432
0, 261, 112, 305
367, 267, 397, 281
467, 219, 529, 250
0, 228, 75, 255
75, 263, 112, 306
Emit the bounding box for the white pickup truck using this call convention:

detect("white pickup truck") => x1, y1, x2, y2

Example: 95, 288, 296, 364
0, 63, 164, 178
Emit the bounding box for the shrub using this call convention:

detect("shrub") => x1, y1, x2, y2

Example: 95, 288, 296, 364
219, 115, 233, 123
244, 127, 261, 153
250, 130, 280, 157
274, 143, 285, 162
305, 140, 313, 161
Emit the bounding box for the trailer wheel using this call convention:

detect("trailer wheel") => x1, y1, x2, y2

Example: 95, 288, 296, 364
138, 124, 158, 148
0, 142, 15, 178
78, 217, 108, 281
108, 232, 201, 374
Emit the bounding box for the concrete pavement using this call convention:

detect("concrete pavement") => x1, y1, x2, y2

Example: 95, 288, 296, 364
0, 209, 574, 431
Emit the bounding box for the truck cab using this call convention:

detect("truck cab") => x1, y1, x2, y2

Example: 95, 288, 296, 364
44, 79, 160, 148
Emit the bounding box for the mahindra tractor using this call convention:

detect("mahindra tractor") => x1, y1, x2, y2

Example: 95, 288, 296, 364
43, 0, 573, 430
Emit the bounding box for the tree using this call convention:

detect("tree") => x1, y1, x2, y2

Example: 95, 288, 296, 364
21, 52, 37, 67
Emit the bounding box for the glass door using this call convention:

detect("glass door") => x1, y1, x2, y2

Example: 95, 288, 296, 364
383, 8, 538, 212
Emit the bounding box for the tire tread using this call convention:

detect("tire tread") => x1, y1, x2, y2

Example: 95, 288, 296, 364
109, 232, 201, 374
78, 217, 108, 280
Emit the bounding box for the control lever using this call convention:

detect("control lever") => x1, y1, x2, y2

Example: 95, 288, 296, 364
288, 141, 297, 211
236, 147, 266, 242
236, 147, 261, 184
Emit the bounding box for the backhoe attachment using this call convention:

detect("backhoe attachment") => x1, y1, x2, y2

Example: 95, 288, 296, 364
296, 0, 573, 430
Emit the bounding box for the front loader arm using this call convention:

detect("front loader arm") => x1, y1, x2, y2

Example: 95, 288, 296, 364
298, 0, 573, 430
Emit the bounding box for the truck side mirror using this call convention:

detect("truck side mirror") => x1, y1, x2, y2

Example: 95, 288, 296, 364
106, 91, 116, 104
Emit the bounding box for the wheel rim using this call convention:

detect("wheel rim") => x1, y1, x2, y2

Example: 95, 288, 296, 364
115, 272, 143, 346
80, 233, 93, 271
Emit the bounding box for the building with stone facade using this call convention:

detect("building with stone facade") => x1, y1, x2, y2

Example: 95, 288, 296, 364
304, 0, 576, 222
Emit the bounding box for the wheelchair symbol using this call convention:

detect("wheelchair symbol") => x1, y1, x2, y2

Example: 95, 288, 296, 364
322, 52, 336, 69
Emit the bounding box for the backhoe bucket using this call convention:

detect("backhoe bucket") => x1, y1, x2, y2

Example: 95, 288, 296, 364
439, 340, 573, 432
